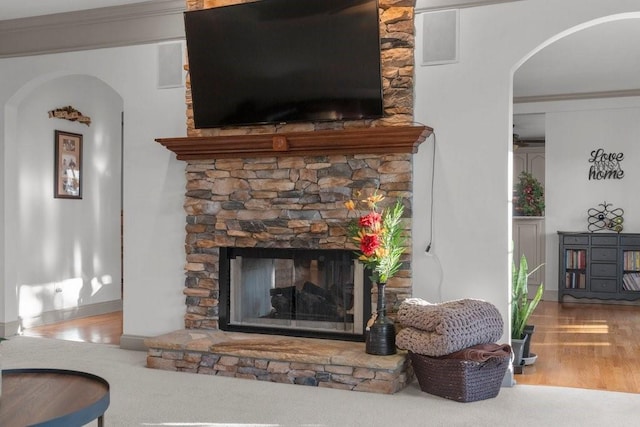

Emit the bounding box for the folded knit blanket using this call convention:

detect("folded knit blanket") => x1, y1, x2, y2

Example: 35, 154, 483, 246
436, 343, 512, 362
396, 298, 504, 357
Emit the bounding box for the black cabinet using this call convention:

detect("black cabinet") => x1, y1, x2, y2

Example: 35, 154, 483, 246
558, 232, 640, 301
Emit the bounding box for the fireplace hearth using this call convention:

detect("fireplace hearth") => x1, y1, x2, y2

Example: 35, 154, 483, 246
219, 247, 371, 341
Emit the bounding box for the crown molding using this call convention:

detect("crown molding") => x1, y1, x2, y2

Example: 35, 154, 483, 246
415, 0, 523, 12
0, 0, 185, 58
514, 89, 640, 104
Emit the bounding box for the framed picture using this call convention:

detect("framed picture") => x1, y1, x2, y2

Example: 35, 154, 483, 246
54, 130, 83, 199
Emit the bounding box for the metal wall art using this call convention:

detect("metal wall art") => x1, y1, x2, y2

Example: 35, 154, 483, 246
587, 201, 624, 232
588, 148, 624, 180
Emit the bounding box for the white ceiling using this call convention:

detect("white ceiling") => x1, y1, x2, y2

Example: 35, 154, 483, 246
514, 17, 640, 140
2, 1, 639, 140
514, 18, 640, 100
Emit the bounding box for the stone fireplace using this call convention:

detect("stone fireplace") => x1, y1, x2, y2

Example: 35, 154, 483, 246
175, 142, 425, 334
144, 0, 433, 394
219, 246, 370, 341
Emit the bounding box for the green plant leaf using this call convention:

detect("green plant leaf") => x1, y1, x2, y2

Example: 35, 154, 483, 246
511, 253, 544, 339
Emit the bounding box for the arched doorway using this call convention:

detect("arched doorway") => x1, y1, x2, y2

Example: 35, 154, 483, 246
509, 13, 640, 388
512, 14, 640, 302
4, 74, 123, 341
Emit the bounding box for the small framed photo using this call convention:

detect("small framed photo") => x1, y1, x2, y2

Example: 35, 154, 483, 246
54, 130, 83, 199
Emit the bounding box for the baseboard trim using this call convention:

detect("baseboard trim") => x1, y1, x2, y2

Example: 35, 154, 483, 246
19, 299, 123, 330
120, 334, 149, 351
1, 320, 21, 338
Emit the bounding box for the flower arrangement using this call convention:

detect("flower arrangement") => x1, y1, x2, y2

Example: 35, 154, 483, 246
514, 171, 545, 216
345, 191, 406, 284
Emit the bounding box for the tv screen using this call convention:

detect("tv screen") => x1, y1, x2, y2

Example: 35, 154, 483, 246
184, 0, 383, 129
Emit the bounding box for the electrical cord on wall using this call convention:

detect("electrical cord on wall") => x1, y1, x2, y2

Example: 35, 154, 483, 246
413, 122, 443, 302
426, 131, 436, 253
412, 121, 436, 253
426, 132, 443, 301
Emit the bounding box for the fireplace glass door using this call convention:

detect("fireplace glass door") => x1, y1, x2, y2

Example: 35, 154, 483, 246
220, 247, 368, 341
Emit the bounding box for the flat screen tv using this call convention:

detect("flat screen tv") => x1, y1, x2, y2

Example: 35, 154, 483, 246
184, 0, 384, 129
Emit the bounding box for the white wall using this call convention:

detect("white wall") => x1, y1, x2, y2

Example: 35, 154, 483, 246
515, 98, 640, 293
547, 105, 640, 290
3, 0, 640, 345
412, 0, 640, 341
1, 44, 186, 337
10, 75, 122, 325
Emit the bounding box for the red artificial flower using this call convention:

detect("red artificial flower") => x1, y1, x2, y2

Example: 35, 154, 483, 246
359, 211, 382, 229
359, 233, 380, 257
345, 190, 406, 284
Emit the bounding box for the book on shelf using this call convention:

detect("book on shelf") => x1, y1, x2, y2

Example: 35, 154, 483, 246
565, 271, 586, 289
565, 249, 586, 269
623, 251, 640, 271
623, 273, 640, 291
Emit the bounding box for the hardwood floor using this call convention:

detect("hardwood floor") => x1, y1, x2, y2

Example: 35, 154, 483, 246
19, 301, 640, 393
21, 311, 122, 346
516, 300, 640, 393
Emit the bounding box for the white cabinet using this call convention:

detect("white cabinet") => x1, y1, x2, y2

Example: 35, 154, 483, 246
513, 217, 545, 286
514, 146, 545, 187
513, 145, 545, 288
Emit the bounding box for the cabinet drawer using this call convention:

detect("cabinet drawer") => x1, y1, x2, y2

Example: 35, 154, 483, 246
591, 235, 618, 246
591, 248, 617, 262
563, 235, 588, 245
620, 236, 640, 246
591, 279, 617, 293
591, 263, 617, 277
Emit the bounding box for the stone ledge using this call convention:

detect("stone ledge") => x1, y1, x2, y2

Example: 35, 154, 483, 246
145, 329, 413, 394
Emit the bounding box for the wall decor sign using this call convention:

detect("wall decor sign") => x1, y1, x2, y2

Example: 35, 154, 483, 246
588, 148, 624, 180
587, 201, 624, 232
54, 130, 83, 199
48, 105, 91, 126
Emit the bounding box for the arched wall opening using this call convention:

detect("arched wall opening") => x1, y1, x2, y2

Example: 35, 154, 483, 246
511, 13, 640, 303
3, 73, 123, 334
412, 5, 640, 384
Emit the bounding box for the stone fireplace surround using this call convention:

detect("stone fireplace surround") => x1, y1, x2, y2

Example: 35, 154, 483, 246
146, 126, 430, 393
144, 0, 433, 394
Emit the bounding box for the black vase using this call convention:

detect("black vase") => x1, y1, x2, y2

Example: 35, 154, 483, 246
365, 282, 397, 355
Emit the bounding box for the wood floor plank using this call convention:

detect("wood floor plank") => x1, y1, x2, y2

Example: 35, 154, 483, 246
516, 301, 640, 393
21, 311, 122, 345
19, 301, 640, 393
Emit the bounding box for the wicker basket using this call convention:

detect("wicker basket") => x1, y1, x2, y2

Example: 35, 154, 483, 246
409, 351, 509, 402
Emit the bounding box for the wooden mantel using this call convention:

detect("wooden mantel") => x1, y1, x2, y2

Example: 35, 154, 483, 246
155, 125, 432, 160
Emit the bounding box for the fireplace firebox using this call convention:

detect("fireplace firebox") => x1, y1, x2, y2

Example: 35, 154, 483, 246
219, 247, 371, 341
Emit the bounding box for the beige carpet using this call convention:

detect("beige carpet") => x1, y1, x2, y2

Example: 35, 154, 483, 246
1, 336, 637, 426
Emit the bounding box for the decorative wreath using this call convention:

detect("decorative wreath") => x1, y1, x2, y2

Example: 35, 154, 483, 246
514, 172, 545, 216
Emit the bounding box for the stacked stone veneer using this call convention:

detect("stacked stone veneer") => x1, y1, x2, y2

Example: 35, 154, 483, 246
185, 0, 417, 136
181, 0, 418, 331
145, 0, 420, 394
146, 331, 413, 394
183, 153, 414, 330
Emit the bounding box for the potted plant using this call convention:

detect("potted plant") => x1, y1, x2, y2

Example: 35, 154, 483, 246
512, 253, 544, 371
0, 337, 5, 398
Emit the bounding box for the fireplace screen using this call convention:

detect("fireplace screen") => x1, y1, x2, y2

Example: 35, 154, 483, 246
219, 247, 369, 341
